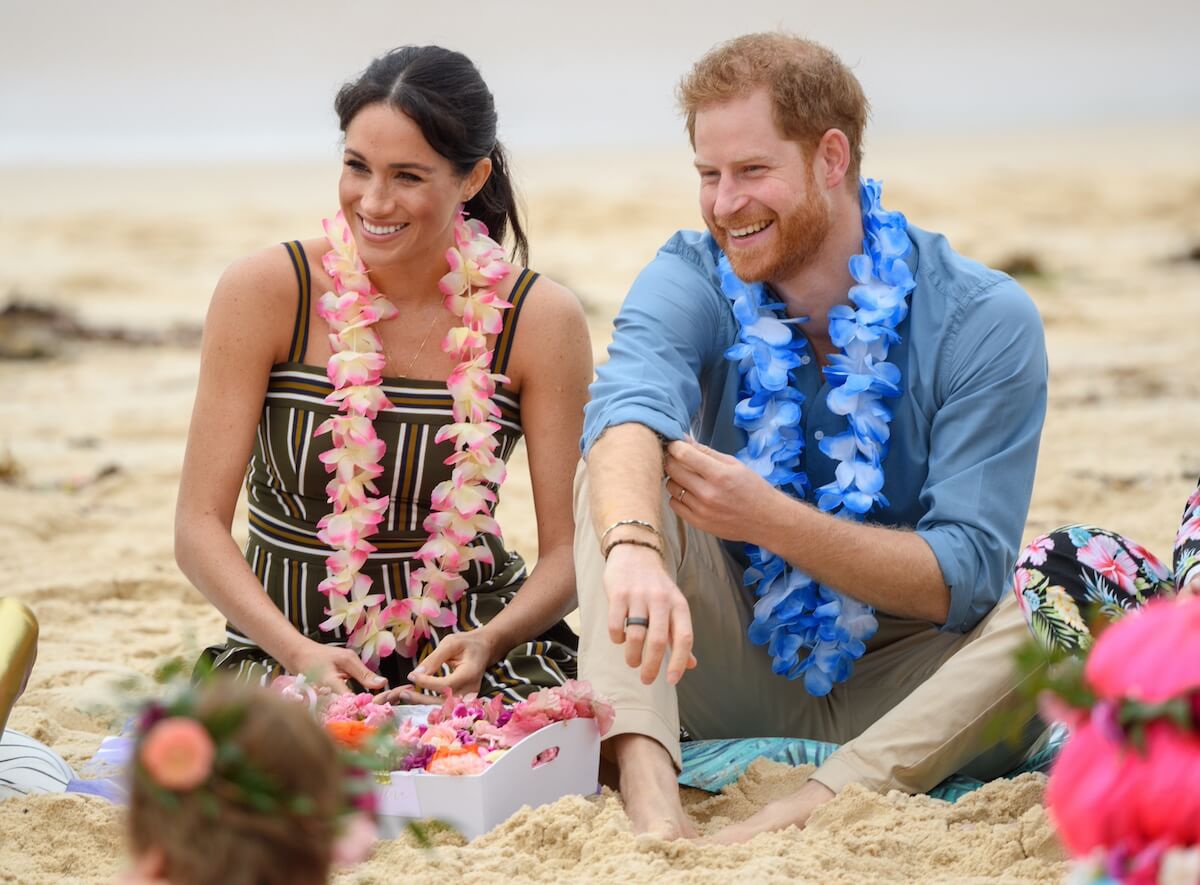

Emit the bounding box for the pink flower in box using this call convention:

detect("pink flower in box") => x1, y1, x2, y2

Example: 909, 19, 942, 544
1085, 598, 1200, 702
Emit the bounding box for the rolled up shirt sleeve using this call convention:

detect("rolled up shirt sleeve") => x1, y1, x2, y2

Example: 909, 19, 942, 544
582, 242, 725, 455
915, 279, 1048, 632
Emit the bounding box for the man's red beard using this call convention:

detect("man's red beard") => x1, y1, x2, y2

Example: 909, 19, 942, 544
710, 182, 832, 284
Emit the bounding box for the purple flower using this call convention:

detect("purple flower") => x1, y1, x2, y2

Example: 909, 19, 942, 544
398, 744, 436, 772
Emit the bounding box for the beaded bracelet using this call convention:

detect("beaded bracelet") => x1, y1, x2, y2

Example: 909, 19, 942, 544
601, 537, 664, 560
599, 518, 664, 549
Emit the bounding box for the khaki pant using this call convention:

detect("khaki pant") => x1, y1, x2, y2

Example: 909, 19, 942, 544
574, 462, 1041, 795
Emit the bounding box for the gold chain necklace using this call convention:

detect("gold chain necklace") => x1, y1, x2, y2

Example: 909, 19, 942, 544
398, 304, 441, 377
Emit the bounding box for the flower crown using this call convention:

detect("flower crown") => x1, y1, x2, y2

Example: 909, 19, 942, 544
133, 682, 383, 863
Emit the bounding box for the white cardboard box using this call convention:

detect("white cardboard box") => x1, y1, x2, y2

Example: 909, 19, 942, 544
375, 717, 601, 840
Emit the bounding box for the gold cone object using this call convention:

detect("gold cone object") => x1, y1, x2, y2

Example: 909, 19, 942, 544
0, 598, 38, 733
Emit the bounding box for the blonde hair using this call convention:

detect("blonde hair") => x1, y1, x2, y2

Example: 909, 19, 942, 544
129, 682, 342, 885
678, 32, 870, 180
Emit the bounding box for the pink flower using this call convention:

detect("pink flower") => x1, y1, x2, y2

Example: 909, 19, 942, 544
500, 692, 558, 743
332, 812, 378, 867
1046, 719, 1141, 856
271, 674, 319, 710
1011, 567, 1034, 617
406, 592, 458, 641
316, 290, 368, 326
388, 618, 418, 660
324, 472, 383, 511
1025, 535, 1054, 566
421, 722, 460, 749
442, 326, 488, 359
394, 718, 423, 747
346, 607, 397, 669
317, 415, 378, 449
413, 536, 469, 572
445, 449, 507, 486
430, 475, 497, 519
446, 356, 505, 424
460, 290, 511, 336
422, 510, 499, 548
555, 680, 615, 736
325, 547, 369, 576
409, 563, 469, 604
322, 693, 393, 728
326, 349, 386, 388
1086, 597, 1200, 702
1077, 535, 1139, 594
1178, 514, 1200, 545
318, 436, 386, 483
316, 498, 388, 549
434, 421, 502, 453
325, 384, 393, 420
140, 718, 215, 791
1048, 719, 1200, 859
319, 576, 384, 634
470, 719, 510, 749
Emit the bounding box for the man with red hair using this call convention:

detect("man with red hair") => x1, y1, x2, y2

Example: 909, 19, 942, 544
576, 33, 1048, 842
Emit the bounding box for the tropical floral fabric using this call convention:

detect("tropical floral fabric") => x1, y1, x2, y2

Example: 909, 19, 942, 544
1175, 480, 1200, 589
1012, 477, 1199, 654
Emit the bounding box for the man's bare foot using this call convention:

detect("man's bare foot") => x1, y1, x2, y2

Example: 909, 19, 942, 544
705, 779, 835, 844
612, 734, 697, 839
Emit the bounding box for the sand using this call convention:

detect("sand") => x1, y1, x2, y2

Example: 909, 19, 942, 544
1, 127, 1198, 882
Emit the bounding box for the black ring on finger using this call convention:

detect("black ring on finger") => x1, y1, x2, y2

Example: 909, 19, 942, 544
624, 616, 650, 629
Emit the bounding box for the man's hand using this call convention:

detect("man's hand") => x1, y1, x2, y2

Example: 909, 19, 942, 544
664, 439, 781, 545
603, 543, 696, 685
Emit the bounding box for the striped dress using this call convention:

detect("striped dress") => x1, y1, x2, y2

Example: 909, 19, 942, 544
200, 242, 577, 699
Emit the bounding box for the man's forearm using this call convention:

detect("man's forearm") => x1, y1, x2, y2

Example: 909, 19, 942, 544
586, 424, 667, 550
757, 496, 950, 624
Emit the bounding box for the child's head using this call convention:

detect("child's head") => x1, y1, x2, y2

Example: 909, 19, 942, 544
127, 680, 344, 885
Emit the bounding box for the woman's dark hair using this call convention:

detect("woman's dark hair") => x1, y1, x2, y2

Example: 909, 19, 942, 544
335, 46, 528, 265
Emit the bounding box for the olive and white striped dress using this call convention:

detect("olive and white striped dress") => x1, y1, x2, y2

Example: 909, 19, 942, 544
200, 242, 577, 699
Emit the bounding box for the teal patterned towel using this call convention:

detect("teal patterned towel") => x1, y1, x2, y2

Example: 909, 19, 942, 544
678, 724, 1068, 802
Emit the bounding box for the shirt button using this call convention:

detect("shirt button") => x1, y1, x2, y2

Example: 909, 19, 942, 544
800, 355, 811, 365
814, 430, 824, 441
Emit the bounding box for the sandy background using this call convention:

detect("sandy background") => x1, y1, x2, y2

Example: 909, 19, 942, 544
1, 128, 1199, 882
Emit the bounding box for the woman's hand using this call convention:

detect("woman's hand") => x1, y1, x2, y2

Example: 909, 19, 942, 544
285, 639, 387, 695
371, 685, 443, 705
406, 629, 499, 698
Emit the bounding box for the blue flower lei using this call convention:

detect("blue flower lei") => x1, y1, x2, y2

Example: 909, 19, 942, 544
719, 178, 915, 696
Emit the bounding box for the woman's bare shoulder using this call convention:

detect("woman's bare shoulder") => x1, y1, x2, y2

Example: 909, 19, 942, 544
504, 268, 592, 384
205, 241, 318, 365
511, 269, 587, 326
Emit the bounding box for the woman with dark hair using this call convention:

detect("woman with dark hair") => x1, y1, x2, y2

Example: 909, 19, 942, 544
176, 46, 590, 702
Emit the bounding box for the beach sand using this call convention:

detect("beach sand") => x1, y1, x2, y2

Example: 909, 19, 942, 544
1, 128, 1198, 882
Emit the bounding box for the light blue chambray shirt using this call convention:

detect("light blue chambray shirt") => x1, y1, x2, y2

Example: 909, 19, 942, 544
582, 225, 1048, 634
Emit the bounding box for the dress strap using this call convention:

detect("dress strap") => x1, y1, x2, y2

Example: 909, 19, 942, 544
491, 269, 538, 375
282, 241, 312, 363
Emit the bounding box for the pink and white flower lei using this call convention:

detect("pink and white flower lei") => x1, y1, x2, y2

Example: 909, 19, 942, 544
314, 210, 512, 670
